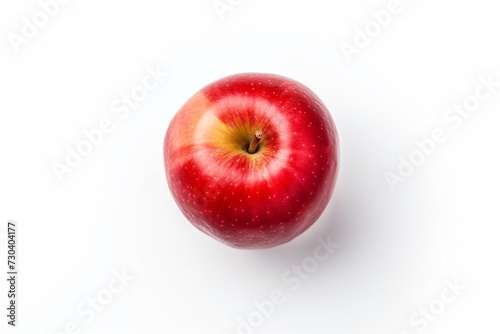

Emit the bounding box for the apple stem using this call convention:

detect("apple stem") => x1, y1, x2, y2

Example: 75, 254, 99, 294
247, 130, 263, 154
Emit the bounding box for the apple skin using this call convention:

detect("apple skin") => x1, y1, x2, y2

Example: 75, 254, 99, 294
164, 73, 339, 249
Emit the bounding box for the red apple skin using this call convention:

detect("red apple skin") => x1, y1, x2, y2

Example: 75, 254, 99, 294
164, 73, 339, 249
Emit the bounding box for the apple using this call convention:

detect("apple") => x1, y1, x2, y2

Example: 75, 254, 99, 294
164, 73, 339, 249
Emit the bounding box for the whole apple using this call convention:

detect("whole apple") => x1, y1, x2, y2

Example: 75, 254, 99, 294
164, 73, 339, 249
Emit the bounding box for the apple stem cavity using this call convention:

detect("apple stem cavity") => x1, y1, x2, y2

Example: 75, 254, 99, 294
247, 130, 263, 154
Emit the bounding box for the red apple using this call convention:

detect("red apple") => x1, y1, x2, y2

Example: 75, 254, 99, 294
164, 73, 339, 249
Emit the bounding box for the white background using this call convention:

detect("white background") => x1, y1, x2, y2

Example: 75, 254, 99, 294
1, 1, 499, 333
